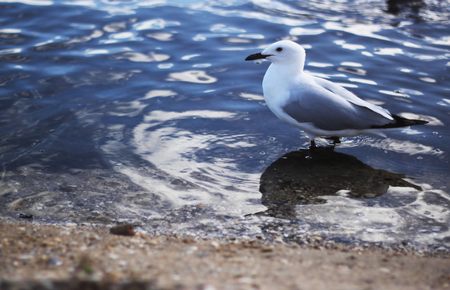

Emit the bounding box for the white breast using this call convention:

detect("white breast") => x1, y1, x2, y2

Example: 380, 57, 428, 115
263, 65, 289, 116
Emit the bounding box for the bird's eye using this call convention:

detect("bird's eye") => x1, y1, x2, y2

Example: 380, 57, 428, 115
276, 47, 283, 52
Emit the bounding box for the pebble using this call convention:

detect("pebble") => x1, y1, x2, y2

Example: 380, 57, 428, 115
210, 241, 220, 249
48, 256, 63, 266
238, 276, 254, 284
18, 213, 33, 219
379, 267, 391, 273
19, 254, 33, 260
185, 246, 198, 255
260, 247, 273, 253
108, 253, 119, 260
109, 224, 135, 236
118, 260, 127, 267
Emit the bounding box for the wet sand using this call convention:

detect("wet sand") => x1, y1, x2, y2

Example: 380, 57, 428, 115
0, 220, 449, 290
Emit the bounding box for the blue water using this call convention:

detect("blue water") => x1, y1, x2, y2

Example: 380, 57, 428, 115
0, 0, 449, 251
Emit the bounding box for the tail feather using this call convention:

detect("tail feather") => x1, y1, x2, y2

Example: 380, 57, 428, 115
371, 114, 428, 129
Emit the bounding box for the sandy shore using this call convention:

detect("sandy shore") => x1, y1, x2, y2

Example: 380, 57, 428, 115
0, 220, 449, 290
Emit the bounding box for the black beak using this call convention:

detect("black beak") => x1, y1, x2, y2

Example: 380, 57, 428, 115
245, 52, 271, 61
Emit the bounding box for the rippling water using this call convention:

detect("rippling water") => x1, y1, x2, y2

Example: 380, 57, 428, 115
0, 0, 449, 251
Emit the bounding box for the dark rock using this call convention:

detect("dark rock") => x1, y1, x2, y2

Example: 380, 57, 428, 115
18, 213, 33, 219
109, 224, 135, 236
48, 256, 63, 266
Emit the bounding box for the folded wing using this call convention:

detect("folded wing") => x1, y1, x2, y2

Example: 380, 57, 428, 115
282, 83, 393, 131
313, 76, 393, 121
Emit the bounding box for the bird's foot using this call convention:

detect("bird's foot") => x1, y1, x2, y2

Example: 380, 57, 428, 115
309, 139, 317, 150
325, 136, 341, 150
308, 138, 341, 151
326, 136, 341, 145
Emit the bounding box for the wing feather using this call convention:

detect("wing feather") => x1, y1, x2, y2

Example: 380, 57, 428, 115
312, 76, 393, 121
283, 83, 393, 131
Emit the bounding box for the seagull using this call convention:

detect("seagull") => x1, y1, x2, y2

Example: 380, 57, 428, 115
245, 40, 427, 148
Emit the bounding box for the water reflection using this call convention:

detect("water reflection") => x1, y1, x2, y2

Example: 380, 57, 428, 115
133, 18, 180, 31
143, 89, 177, 99
146, 32, 173, 41
259, 148, 420, 218
366, 138, 443, 155
337, 66, 366, 76
102, 109, 264, 215
116, 51, 170, 62
168, 70, 217, 84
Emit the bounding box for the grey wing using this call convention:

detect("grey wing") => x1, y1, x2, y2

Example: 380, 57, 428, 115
283, 86, 392, 131
313, 76, 393, 120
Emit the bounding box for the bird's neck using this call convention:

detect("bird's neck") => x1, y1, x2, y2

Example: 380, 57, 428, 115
269, 60, 304, 77
265, 61, 304, 85
263, 61, 304, 106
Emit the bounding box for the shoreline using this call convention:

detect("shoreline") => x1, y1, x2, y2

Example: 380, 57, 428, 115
1, 220, 449, 290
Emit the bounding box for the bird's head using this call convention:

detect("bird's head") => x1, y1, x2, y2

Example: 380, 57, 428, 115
245, 40, 306, 66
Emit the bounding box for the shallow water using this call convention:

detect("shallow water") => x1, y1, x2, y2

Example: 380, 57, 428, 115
0, 0, 449, 251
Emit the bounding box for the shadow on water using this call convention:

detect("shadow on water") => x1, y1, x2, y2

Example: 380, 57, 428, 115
259, 147, 421, 218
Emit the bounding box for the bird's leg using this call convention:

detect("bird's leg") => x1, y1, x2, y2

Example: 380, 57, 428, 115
334, 136, 341, 144
309, 139, 317, 150
326, 136, 341, 146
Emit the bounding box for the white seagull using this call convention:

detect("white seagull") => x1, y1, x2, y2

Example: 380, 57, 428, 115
245, 40, 427, 148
